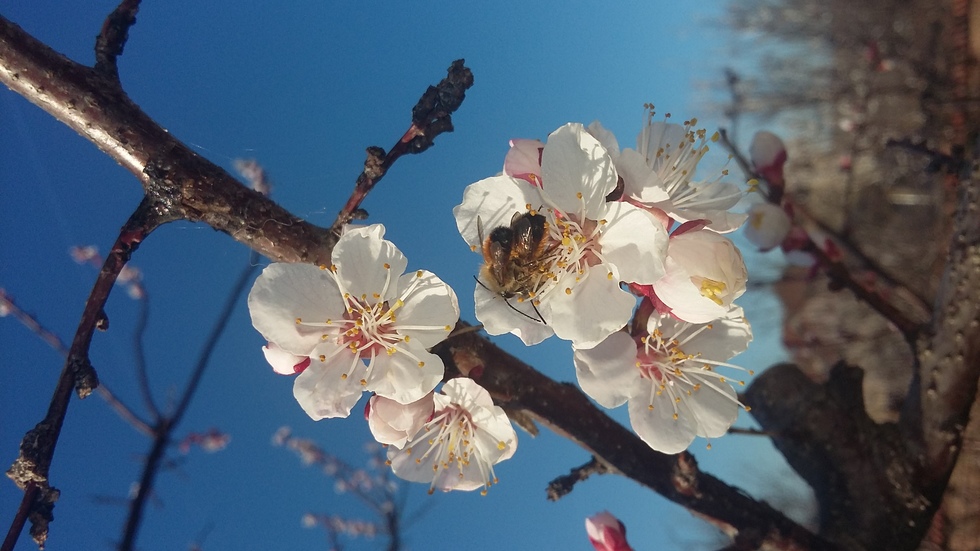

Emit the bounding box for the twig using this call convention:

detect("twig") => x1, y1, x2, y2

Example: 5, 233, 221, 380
330, 60, 474, 233
118, 253, 259, 551
4, 197, 168, 550
93, 0, 140, 79
0, 290, 153, 436
132, 291, 161, 421
546, 456, 610, 501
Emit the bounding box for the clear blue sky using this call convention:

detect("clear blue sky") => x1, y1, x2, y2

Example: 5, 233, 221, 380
1, 1, 814, 549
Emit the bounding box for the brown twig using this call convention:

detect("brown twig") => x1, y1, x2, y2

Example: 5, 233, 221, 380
330, 60, 474, 233
0, 290, 153, 437
546, 456, 610, 501
118, 253, 259, 551
94, 0, 140, 79
4, 197, 169, 550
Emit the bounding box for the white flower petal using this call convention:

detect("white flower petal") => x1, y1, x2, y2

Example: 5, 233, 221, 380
394, 270, 459, 349
573, 331, 639, 408
628, 390, 697, 454
248, 263, 347, 355
473, 282, 554, 345
586, 120, 621, 158
541, 123, 617, 216
292, 359, 367, 420
333, 225, 407, 302
599, 201, 668, 285
546, 269, 635, 349
365, 345, 444, 405
503, 138, 544, 184
367, 393, 434, 449
684, 373, 739, 438
617, 148, 670, 203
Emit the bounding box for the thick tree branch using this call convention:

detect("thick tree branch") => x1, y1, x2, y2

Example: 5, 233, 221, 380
434, 325, 836, 551
0, 14, 335, 265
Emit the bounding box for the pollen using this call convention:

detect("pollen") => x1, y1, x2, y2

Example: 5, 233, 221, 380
673, 413, 679, 420
565, 287, 572, 295
576, 192, 583, 199
710, 131, 720, 142
416, 270, 423, 278
318, 264, 327, 270
418, 361, 425, 368
295, 317, 303, 324
360, 379, 367, 386
497, 441, 506, 450
340, 373, 348, 380
607, 272, 614, 280
383, 263, 391, 269
444, 325, 452, 331
318, 354, 326, 362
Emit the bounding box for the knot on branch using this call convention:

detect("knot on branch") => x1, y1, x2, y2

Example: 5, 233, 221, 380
71, 355, 99, 399
363, 146, 386, 180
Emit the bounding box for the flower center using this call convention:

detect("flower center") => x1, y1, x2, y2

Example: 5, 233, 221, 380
412, 404, 500, 495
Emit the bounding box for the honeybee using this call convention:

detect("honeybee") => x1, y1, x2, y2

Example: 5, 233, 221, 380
478, 211, 554, 321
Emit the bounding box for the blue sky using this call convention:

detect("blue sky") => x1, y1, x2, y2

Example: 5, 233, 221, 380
1, 1, 814, 550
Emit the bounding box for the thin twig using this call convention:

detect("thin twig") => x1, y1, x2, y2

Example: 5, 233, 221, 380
330, 60, 474, 233
93, 0, 140, 79
132, 290, 161, 421
0, 290, 153, 436
4, 197, 168, 550
118, 253, 259, 551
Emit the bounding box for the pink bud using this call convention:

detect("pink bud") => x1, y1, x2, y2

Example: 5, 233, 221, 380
749, 131, 787, 191
261, 342, 310, 375
585, 511, 634, 551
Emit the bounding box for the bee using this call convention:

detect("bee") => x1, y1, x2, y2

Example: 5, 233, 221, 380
477, 211, 554, 322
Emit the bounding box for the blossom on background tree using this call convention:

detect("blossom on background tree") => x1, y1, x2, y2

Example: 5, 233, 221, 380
455, 123, 669, 348
248, 224, 460, 420
585, 511, 635, 551
573, 305, 753, 453
382, 377, 518, 494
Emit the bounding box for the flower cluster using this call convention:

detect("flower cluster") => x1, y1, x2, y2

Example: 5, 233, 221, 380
455, 107, 754, 453
249, 224, 517, 492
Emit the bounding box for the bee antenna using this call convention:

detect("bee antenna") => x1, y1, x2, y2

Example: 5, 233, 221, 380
472, 275, 546, 324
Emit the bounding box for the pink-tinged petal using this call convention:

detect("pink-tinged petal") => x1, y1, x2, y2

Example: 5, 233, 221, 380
248, 263, 347, 355
454, 175, 540, 250
504, 138, 544, 186
600, 202, 668, 285
586, 120, 621, 158
262, 342, 310, 375
292, 359, 367, 420
628, 388, 698, 454
364, 344, 444, 405
367, 393, 434, 449
473, 283, 554, 345
617, 148, 670, 203
393, 270, 459, 349
585, 511, 635, 551
744, 202, 792, 251
749, 131, 787, 172
541, 123, 618, 217
388, 378, 517, 492
333, 225, 407, 303
546, 269, 635, 349
573, 331, 639, 409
